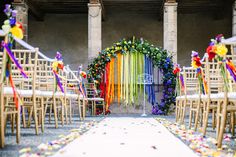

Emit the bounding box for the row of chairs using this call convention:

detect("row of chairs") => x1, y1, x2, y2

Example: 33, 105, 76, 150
0, 44, 105, 147
175, 47, 236, 148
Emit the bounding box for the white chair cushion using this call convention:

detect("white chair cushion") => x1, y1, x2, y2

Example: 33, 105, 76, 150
66, 93, 78, 98
87, 97, 104, 101
39, 91, 53, 97
4, 87, 41, 97
187, 94, 199, 99
201, 93, 226, 99
228, 92, 236, 99
176, 96, 184, 99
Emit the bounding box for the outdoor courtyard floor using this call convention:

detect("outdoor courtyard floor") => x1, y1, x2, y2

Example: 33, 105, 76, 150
0, 114, 235, 157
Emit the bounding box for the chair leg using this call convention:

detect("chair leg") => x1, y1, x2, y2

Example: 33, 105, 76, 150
53, 97, 58, 128
231, 112, 235, 136
11, 113, 15, 133
93, 101, 96, 116
78, 99, 82, 121
33, 104, 39, 135
16, 109, 20, 144
27, 107, 33, 127
181, 101, 187, 124
202, 101, 210, 136
61, 99, 64, 126
212, 109, 216, 130
65, 99, 68, 125
216, 101, 222, 139
194, 100, 201, 131
49, 103, 52, 124
22, 106, 26, 128
41, 98, 44, 133
44, 102, 48, 122
69, 100, 72, 124
189, 101, 193, 129
83, 100, 86, 120
0, 94, 5, 148
217, 100, 227, 148
177, 100, 182, 123
175, 100, 179, 122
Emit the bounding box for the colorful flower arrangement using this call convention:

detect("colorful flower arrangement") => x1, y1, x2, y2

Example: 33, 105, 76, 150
2, 4, 24, 39
173, 64, 184, 96
206, 34, 228, 61
206, 34, 230, 90
191, 51, 208, 95
87, 37, 176, 115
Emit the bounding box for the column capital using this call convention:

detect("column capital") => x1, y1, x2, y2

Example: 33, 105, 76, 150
165, 0, 176, 3
89, 0, 99, 3
12, 1, 28, 11
164, 2, 178, 6
88, 3, 101, 8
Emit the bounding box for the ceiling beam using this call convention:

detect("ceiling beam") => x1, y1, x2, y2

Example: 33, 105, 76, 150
26, 0, 44, 21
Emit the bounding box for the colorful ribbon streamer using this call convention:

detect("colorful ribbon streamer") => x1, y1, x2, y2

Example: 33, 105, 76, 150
2, 42, 28, 78
226, 59, 236, 82
53, 70, 64, 93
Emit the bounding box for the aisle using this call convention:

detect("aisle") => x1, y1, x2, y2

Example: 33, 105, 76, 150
52, 117, 198, 157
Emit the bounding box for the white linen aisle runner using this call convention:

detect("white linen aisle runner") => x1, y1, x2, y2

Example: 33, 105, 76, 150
52, 117, 198, 157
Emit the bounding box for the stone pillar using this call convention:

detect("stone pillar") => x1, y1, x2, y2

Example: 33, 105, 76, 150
233, 0, 236, 36
88, 2, 102, 62
13, 1, 28, 42
163, 1, 177, 63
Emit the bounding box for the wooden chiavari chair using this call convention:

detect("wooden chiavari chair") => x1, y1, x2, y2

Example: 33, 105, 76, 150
0, 48, 41, 147
179, 67, 199, 125
216, 54, 236, 148
200, 56, 223, 136
84, 83, 105, 116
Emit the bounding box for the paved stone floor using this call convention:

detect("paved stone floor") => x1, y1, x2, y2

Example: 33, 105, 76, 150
0, 116, 103, 157
0, 114, 235, 157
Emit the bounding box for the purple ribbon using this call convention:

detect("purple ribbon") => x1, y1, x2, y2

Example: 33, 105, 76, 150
180, 74, 184, 89
226, 64, 236, 82
53, 71, 64, 93
2, 42, 28, 78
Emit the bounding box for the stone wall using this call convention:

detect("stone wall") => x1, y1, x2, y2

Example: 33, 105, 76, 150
28, 12, 231, 70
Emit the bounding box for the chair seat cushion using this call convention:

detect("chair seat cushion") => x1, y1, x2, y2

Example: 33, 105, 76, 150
4, 87, 41, 97
87, 97, 104, 101
201, 93, 224, 99
228, 92, 236, 99
66, 93, 78, 98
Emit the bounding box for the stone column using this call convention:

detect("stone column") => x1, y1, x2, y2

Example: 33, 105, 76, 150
163, 1, 177, 63
233, 0, 236, 36
88, 2, 102, 62
13, 1, 28, 42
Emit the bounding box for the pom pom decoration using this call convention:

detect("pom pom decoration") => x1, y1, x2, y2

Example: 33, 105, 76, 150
206, 45, 216, 61
80, 71, 87, 78
191, 51, 202, 69
215, 44, 228, 57
10, 25, 23, 39
173, 63, 181, 75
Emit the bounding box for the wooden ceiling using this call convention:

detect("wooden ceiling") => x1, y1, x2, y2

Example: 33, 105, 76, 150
18, 0, 235, 20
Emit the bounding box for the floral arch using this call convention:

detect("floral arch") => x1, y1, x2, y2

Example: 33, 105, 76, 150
87, 37, 176, 115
